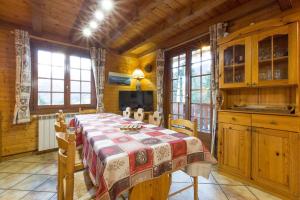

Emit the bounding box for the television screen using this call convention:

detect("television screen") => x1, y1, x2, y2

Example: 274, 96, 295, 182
119, 91, 153, 111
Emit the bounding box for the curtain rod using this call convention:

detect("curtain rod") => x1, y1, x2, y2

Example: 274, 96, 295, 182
165, 32, 209, 51
10, 31, 89, 50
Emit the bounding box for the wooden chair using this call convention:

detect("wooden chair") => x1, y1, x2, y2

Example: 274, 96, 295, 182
149, 111, 162, 126
168, 114, 198, 200
55, 111, 84, 172
56, 131, 96, 200
79, 107, 97, 114
123, 107, 132, 118
134, 108, 145, 122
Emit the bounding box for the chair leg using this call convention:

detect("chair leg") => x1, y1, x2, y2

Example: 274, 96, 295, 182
193, 176, 198, 200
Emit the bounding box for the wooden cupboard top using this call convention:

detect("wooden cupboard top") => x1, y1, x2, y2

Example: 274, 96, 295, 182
219, 110, 299, 117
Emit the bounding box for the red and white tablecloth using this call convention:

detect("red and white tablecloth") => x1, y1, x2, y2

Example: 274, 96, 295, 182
74, 113, 214, 200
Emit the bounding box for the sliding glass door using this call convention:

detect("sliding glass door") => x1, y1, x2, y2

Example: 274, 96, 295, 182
167, 42, 212, 134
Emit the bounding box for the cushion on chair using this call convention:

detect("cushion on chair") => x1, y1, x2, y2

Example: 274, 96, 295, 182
73, 170, 96, 200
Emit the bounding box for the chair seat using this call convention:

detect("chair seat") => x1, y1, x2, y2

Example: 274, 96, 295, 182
73, 170, 96, 200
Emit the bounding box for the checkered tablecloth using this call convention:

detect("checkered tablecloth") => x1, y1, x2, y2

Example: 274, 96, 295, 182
74, 113, 214, 200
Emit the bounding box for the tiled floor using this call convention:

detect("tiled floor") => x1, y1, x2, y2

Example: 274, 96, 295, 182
0, 152, 281, 200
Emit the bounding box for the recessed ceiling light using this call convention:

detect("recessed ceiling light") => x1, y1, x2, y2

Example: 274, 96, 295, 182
101, 0, 114, 11
83, 27, 92, 37
94, 10, 104, 21
89, 20, 98, 29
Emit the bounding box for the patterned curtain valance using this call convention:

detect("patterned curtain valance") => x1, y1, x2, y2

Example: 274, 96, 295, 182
156, 49, 165, 126
209, 23, 227, 157
90, 47, 106, 113
13, 29, 32, 124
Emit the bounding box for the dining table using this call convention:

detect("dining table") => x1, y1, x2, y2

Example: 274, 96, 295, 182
73, 113, 215, 200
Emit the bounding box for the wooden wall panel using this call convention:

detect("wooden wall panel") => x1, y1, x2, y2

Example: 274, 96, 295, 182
0, 26, 38, 157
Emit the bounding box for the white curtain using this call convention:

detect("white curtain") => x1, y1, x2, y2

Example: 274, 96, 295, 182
13, 29, 32, 124
156, 49, 165, 126
90, 47, 106, 113
209, 23, 227, 157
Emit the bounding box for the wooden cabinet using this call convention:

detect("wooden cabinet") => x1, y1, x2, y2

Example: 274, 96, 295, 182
219, 23, 299, 88
218, 123, 251, 178
219, 37, 251, 88
252, 23, 298, 86
252, 128, 292, 194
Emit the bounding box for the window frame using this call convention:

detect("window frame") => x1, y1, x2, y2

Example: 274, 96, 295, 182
164, 36, 212, 134
30, 41, 96, 114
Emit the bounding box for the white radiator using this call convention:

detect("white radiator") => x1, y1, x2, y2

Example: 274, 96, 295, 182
38, 113, 76, 151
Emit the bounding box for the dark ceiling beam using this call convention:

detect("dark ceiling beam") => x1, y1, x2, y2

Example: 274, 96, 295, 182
102, 0, 163, 47
118, 0, 228, 54
31, 0, 43, 34
276, 0, 293, 11
137, 0, 275, 57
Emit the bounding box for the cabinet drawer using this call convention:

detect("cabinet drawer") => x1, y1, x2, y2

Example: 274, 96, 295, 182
218, 112, 251, 126
252, 114, 300, 132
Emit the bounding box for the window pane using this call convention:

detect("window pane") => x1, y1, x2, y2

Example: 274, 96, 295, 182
202, 60, 211, 74
52, 53, 65, 67
81, 58, 91, 70
202, 75, 211, 90
191, 91, 200, 103
81, 93, 91, 104
52, 93, 64, 105
172, 68, 178, 79
191, 77, 200, 90
38, 50, 51, 65
81, 82, 91, 93
38, 93, 51, 105
38, 65, 51, 78
191, 63, 201, 76
172, 56, 178, 68
202, 50, 211, 61
71, 81, 80, 92
172, 103, 178, 114
201, 89, 211, 104
52, 66, 65, 79
70, 56, 80, 69
71, 93, 80, 104
52, 80, 64, 92
192, 52, 201, 63
172, 80, 178, 91
179, 54, 186, 66
70, 69, 80, 80
81, 70, 91, 81
38, 79, 51, 92
191, 104, 201, 117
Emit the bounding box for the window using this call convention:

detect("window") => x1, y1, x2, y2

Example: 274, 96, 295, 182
33, 46, 95, 112
168, 41, 212, 133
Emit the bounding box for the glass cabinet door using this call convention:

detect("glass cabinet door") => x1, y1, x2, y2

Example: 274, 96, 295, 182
258, 34, 288, 82
220, 38, 250, 88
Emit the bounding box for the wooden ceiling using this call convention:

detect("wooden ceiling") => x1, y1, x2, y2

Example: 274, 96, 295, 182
0, 0, 297, 57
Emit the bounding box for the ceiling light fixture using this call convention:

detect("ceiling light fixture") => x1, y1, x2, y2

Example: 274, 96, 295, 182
89, 20, 98, 29
83, 27, 92, 37
101, 0, 114, 11
95, 10, 104, 21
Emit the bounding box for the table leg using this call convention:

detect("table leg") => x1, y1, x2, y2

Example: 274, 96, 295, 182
129, 174, 171, 200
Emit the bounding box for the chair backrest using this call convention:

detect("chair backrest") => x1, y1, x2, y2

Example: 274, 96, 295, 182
56, 131, 76, 200
168, 114, 197, 137
134, 108, 145, 121
55, 111, 67, 132
123, 107, 132, 118
79, 107, 97, 114
149, 111, 162, 126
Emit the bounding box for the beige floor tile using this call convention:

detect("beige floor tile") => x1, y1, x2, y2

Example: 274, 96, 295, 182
170, 182, 192, 194
11, 175, 49, 190
0, 173, 31, 189
198, 184, 228, 200
49, 193, 57, 200
247, 186, 282, 200
197, 173, 216, 184
35, 176, 57, 192
221, 185, 257, 200
36, 163, 57, 175
0, 190, 30, 200
172, 170, 192, 183
12, 152, 57, 163
0, 162, 48, 173
169, 184, 194, 200
0, 173, 10, 179
0, 190, 4, 194
211, 171, 244, 185
22, 191, 56, 200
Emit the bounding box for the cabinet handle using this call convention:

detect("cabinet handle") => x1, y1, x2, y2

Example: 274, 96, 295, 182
246, 83, 251, 87
252, 83, 257, 87
231, 117, 236, 121
228, 126, 232, 129
252, 127, 257, 132
246, 127, 251, 132
275, 152, 280, 156
270, 120, 277, 125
